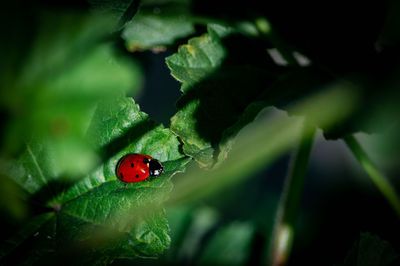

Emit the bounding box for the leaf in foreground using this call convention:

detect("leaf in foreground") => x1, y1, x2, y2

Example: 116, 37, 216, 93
0, 97, 189, 264
1, 10, 143, 176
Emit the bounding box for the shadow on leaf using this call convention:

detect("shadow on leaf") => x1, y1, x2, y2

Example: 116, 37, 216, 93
171, 32, 333, 166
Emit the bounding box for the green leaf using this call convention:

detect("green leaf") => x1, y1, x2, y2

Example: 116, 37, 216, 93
89, 0, 139, 27
198, 222, 254, 265
0, 9, 188, 261
60, 97, 186, 203
166, 24, 229, 92
174, 206, 219, 261
1, 96, 189, 263
167, 21, 358, 166
56, 97, 188, 261
122, 7, 195, 52
170, 99, 215, 167
166, 24, 238, 166
167, 24, 284, 166
58, 98, 188, 232
0, 169, 29, 221
164, 205, 194, 258
57, 202, 171, 260
339, 232, 399, 266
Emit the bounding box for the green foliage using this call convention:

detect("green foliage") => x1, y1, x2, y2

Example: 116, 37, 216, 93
166, 24, 229, 92
166, 23, 353, 166
1, 94, 189, 263
198, 222, 254, 265
0, 4, 188, 264
89, 0, 138, 26
1, 10, 143, 176
122, 1, 195, 52
167, 24, 273, 166
156, 205, 256, 265
1, 0, 400, 265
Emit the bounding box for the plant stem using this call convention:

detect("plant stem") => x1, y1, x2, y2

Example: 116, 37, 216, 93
269, 120, 316, 266
344, 135, 400, 218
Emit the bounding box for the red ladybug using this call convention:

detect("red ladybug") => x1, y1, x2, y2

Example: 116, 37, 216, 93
116, 153, 164, 183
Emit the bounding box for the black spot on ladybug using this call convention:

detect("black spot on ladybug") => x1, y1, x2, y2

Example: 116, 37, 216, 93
143, 158, 149, 164
120, 173, 124, 179
136, 174, 139, 178
131, 163, 134, 168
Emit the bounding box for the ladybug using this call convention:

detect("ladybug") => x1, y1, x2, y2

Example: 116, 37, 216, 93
116, 153, 164, 183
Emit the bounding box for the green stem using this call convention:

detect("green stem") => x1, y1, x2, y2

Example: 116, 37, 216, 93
344, 135, 400, 218
269, 121, 316, 266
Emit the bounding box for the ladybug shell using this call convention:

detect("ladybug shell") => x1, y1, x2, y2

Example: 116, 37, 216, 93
116, 154, 153, 183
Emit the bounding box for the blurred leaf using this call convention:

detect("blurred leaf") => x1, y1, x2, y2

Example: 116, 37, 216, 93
0, 173, 28, 221
122, 2, 195, 52
1, 10, 143, 176
164, 205, 194, 259
0, 6, 109, 86
89, 0, 139, 27
198, 222, 254, 266
176, 206, 219, 261
339, 232, 399, 266
4, 11, 117, 88
355, 122, 400, 172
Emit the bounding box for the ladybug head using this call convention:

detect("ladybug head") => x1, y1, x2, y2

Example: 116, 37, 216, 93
149, 159, 164, 177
